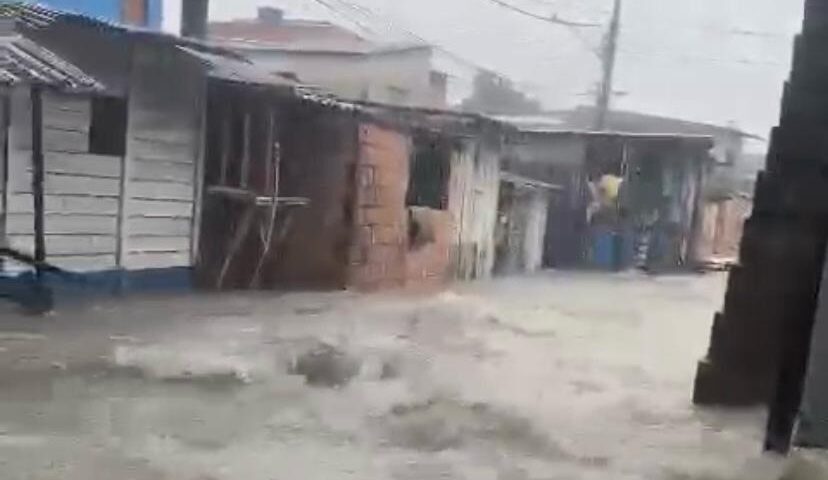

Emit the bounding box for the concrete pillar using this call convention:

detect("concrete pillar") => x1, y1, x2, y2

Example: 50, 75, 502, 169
693, 0, 828, 413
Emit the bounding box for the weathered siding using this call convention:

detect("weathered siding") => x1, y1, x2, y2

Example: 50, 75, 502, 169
524, 191, 551, 272
121, 43, 203, 271
5, 88, 122, 272
449, 136, 500, 280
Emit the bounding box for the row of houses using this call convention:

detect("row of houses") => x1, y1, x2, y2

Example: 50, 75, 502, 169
0, 4, 717, 301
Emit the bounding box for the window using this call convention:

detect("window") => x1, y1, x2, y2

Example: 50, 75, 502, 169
89, 96, 128, 156
406, 135, 451, 210
386, 85, 409, 105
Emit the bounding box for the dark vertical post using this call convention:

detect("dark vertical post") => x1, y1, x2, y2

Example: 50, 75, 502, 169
180, 0, 209, 39
30, 85, 45, 278
0, 93, 8, 273
240, 110, 251, 189
762, 0, 828, 454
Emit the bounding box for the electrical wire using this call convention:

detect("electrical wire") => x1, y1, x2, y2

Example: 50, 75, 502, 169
323, 0, 526, 83
306, 0, 379, 37
481, 0, 601, 27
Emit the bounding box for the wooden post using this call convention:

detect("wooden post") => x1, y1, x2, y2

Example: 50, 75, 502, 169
264, 108, 275, 194
30, 85, 45, 279
219, 112, 230, 186
240, 110, 251, 188
191, 79, 208, 265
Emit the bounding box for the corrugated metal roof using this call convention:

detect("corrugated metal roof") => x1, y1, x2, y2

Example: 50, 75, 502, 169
0, 2, 246, 60
0, 33, 100, 90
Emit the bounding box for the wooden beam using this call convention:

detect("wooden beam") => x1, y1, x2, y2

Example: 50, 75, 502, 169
268, 108, 280, 195
264, 108, 274, 194
0, 93, 8, 273
219, 115, 230, 186
0, 95, 9, 238
191, 80, 207, 265
30, 85, 46, 276
240, 110, 251, 188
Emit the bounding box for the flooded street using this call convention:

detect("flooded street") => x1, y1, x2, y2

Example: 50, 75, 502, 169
0, 272, 825, 479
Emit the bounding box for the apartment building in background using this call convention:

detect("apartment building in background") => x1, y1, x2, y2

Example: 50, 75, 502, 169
209, 7, 448, 109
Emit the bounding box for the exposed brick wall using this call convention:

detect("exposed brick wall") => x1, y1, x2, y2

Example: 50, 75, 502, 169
348, 122, 454, 291
349, 123, 409, 290
405, 207, 453, 289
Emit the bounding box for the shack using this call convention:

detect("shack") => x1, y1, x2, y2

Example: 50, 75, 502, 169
500, 123, 714, 272
0, 4, 304, 292
192, 86, 504, 291
219, 97, 505, 291
494, 172, 560, 275
0, 4, 504, 293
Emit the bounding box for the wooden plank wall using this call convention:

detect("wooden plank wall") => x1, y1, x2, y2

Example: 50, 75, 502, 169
5, 88, 121, 272
448, 136, 501, 280
2, 43, 205, 275
121, 43, 203, 271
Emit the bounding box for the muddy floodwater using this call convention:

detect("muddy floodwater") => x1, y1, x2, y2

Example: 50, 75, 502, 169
1, 272, 827, 479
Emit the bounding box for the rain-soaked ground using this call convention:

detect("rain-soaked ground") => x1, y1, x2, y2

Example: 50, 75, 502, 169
1, 271, 827, 480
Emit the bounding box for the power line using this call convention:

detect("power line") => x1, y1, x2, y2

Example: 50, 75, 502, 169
306, 0, 378, 37
481, 0, 601, 27
324, 0, 529, 84
619, 49, 787, 68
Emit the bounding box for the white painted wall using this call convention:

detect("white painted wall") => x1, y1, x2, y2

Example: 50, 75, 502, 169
523, 190, 550, 273
2, 44, 205, 275
5, 88, 122, 272
241, 47, 445, 108
121, 43, 204, 271
449, 136, 500, 280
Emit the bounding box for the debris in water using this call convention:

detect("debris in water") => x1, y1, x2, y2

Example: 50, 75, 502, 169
384, 397, 571, 459
292, 343, 361, 388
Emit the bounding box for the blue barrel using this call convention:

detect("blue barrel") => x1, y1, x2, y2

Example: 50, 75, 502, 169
593, 231, 617, 270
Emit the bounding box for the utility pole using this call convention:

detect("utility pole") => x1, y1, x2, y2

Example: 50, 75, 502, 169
593, 0, 621, 130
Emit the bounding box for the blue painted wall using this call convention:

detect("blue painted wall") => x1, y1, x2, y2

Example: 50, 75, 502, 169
27, 0, 164, 29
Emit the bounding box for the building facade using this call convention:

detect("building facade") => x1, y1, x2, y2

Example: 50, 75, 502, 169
209, 7, 447, 109
24, 0, 163, 29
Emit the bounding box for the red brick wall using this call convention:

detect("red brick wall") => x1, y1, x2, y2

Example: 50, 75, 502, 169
348, 122, 453, 291
405, 207, 453, 289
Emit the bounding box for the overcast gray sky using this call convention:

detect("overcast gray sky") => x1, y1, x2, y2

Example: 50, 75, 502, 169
166, 0, 804, 148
